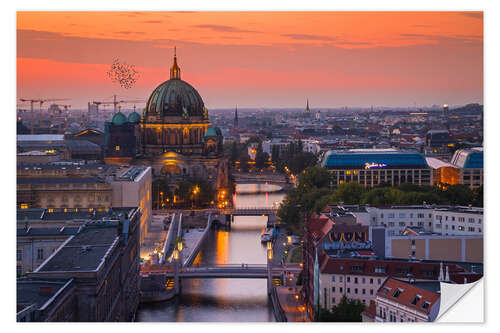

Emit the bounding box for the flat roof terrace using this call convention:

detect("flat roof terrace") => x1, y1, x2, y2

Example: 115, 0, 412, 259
36, 225, 119, 273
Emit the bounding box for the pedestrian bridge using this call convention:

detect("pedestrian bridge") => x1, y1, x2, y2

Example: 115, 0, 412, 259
140, 264, 301, 279
221, 207, 278, 216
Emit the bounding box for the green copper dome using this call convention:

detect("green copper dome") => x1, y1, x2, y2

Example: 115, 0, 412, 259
112, 112, 127, 126
145, 52, 206, 119
128, 111, 141, 123
204, 127, 218, 137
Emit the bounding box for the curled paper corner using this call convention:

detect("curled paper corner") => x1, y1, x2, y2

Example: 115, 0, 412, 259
436, 278, 483, 323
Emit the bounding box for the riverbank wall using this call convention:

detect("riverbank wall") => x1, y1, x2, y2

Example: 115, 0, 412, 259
183, 214, 213, 267
270, 287, 288, 322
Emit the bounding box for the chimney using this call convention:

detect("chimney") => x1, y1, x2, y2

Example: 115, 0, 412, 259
438, 262, 444, 281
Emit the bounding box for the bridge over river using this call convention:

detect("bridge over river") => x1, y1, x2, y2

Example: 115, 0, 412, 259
141, 263, 301, 279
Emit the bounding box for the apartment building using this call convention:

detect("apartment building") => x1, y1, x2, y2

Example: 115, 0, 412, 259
374, 278, 441, 322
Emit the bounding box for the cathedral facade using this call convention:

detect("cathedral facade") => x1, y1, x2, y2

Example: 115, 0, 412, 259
104, 50, 230, 208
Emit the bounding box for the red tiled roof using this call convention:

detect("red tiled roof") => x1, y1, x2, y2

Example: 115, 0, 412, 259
319, 256, 468, 280
362, 300, 377, 319
377, 278, 440, 315
308, 216, 334, 243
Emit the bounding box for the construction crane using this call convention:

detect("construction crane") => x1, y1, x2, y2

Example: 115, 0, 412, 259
19, 98, 40, 134
91, 95, 145, 119
19, 98, 69, 134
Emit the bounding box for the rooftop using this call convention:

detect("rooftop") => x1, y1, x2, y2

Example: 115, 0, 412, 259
17, 226, 81, 238
377, 278, 440, 315
17, 135, 65, 142
17, 278, 74, 313
17, 177, 107, 185
36, 224, 119, 272
321, 149, 428, 169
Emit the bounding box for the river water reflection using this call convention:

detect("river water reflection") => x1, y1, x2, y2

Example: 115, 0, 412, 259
136, 183, 286, 322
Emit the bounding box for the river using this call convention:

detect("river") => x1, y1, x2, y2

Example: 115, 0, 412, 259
136, 183, 286, 322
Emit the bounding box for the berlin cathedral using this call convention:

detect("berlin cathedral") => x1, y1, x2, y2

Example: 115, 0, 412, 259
104, 50, 231, 208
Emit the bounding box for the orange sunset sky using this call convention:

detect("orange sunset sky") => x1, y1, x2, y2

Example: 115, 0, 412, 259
17, 11, 483, 109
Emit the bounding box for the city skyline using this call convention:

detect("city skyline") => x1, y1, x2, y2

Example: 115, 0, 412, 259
17, 11, 483, 109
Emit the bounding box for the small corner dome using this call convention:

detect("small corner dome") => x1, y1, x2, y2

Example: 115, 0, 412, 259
112, 112, 127, 126
128, 111, 141, 123
204, 127, 218, 137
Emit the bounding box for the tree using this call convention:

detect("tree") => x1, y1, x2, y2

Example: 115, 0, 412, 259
332, 182, 365, 204
239, 153, 251, 172
230, 141, 239, 166
297, 166, 331, 193
318, 296, 366, 322
254, 142, 268, 169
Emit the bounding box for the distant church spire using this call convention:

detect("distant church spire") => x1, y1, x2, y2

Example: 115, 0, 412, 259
170, 46, 181, 80
305, 98, 311, 113
234, 105, 239, 128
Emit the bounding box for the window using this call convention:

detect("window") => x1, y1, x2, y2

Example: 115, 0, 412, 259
17, 249, 22, 261
354, 277, 358, 284
332, 287, 336, 293
347, 288, 351, 293
422, 301, 431, 310
452, 225, 455, 230
468, 218, 475, 223
458, 226, 465, 231
411, 295, 422, 305
375, 267, 386, 273
115, 145, 120, 151
332, 297, 336, 304
399, 213, 406, 218
478, 219, 482, 224
362, 278, 366, 284
388, 222, 395, 227
380, 213, 384, 218
436, 215, 442, 221
354, 288, 358, 294
370, 289, 374, 295
459, 217, 465, 222
378, 278, 382, 284
399, 222, 405, 226
339, 287, 343, 293
362, 289, 366, 295
20, 203, 28, 209
388, 213, 395, 218
468, 227, 475, 232
410, 213, 414, 218
352, 265, 363, 273
331, 276, 336, 282
37, 248, 44, 260
418, 222, 424, 227
339, 276, 343, 283
393, 288, 403, 298
452, 216, 455, 221
417, 213, 424, 218
445, 216, 448, 221
347, 277, 350, 283
370, 278, 373, 284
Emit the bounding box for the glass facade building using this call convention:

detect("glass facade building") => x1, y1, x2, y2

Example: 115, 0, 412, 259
321, 149, 432, 187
